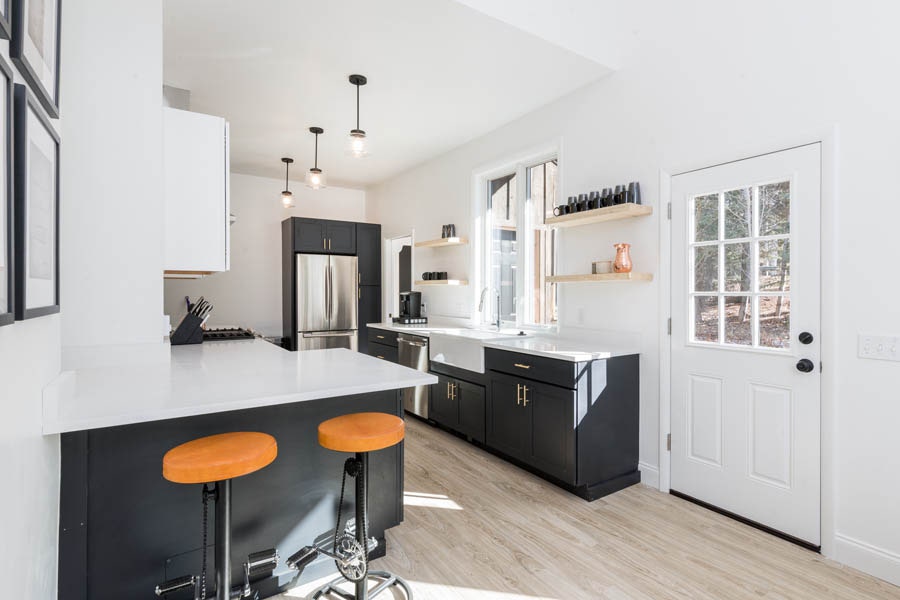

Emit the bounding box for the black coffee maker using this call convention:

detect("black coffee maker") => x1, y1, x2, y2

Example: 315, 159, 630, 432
396, 291, 426, 324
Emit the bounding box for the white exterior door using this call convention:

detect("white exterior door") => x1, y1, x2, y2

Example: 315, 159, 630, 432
670, 144, 821, 546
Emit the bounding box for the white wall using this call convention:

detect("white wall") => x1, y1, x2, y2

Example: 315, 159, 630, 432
163, 173, 367, 337
368, 0, 900, 584
60, 0, 165, 348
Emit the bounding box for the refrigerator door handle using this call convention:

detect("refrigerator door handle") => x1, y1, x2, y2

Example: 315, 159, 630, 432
302, 331, 356, 338
324, 261, 331, 322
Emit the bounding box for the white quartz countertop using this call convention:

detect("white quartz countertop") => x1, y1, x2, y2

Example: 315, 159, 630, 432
366, 321, 465, 337
483, 336, 639, 362
43, 339, 437, 435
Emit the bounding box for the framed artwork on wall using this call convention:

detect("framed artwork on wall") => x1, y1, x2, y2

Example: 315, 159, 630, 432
0, 0, 11, 41
11, 0, 60, 118
0, 57, 11, 326
13, 83, 59, 320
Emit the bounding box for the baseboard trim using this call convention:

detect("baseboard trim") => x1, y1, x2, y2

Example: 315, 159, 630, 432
638, 461, 659, 489
835, 533, 900, 587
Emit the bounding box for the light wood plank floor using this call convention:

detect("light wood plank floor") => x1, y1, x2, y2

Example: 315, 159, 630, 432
279, 418, 899, 599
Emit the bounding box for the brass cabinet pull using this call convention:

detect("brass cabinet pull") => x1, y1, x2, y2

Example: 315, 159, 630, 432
516, 383, 522, 405
323, 238, 326, 250
447, 382, 451, 399
452, 383, 458, 400
377, 335, 385, 339
376, 355, 384, 359
523, 385, 530, 407
514, 363, 531, 370
329, 238, 332, 250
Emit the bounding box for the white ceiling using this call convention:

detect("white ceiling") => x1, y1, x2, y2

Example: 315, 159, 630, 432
163, 0, 613, 188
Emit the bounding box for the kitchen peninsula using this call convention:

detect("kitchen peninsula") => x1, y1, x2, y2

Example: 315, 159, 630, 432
44, 340, 436, 600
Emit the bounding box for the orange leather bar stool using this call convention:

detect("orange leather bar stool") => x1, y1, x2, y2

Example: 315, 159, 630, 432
287, 413, 412, 600
158, 432, 278, 600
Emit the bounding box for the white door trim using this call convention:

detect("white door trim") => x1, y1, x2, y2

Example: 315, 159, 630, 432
657, 127, 839, 558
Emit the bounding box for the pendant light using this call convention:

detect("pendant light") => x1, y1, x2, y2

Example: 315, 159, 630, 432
347, 74, 369, 158
305, 126, 327, 189
280, 157, 294, 208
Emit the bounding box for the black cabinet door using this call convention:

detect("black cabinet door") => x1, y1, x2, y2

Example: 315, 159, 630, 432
357, 286, 381, 354
486, 373, 529, 461
293, 218, 327, 253
367, 341, 397, 363
430, 374, 459, 429
357, 223, 382, 286
325, 221, 357, 254
457, 380, 486, 444
525, 381, 576, 484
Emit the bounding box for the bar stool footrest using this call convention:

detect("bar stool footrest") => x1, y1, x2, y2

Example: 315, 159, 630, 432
310, 570, 413, 600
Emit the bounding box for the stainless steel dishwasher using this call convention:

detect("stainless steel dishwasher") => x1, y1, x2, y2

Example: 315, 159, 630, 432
397, 333, 430, 418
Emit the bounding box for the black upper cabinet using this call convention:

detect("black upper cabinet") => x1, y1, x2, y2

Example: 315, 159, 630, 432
356, 223, 382, 286
325, 221, 356, 254
290, 218, 356, 254
293, 218, 328, 253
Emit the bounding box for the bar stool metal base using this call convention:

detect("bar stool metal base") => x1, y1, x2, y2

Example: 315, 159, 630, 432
310, 571, 413, 600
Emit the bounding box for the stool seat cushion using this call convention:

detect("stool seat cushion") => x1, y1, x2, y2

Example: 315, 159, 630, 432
318, 412, 405, 453
163, 432, 277, 484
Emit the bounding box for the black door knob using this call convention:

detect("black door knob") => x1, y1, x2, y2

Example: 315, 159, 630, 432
799, 332, 814, 345
796, 358, 815, 373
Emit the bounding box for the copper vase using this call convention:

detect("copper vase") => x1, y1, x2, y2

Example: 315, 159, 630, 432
613, 243, 633, 273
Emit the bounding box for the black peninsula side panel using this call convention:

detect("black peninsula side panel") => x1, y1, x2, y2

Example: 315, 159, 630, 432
58, 390, 403, 600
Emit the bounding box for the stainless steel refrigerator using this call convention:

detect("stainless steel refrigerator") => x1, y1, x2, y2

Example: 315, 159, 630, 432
296, 254, 358, 351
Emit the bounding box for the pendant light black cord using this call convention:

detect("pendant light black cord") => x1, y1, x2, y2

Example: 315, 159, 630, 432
285, 161, 289, 189
314, 132, 319, 169
356, 83, 360, 130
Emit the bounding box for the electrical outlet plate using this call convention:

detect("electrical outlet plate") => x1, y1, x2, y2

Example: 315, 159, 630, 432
858, 334, 900, 362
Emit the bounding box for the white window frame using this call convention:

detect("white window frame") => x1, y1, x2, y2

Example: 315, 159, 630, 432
470, 143, 560, 329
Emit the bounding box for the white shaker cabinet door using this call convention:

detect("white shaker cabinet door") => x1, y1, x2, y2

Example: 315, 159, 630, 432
164, 107, 230, 274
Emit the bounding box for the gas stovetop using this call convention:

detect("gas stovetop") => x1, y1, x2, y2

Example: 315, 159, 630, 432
202, 328, 256, 341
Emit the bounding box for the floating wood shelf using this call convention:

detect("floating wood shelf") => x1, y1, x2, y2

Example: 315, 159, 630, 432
415, 237, 469, 248
545, 203, 653, 228
415, 279, 469, 286
546, 272, 653, 283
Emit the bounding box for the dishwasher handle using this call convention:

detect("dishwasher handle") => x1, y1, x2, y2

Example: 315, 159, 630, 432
398, 339, 427, 348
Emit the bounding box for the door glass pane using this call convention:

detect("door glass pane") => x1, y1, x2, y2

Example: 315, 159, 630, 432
527, 159, 558, 324
759, 181, 790, 236
724, 242, 751, 291
724, 296, 752, 346
759, 239, 790, 292
693, 246, 718, 292
693, 194, 719, 242
693, 296, 719, 343
759, 296, 790, 348
724, 187, 751, 239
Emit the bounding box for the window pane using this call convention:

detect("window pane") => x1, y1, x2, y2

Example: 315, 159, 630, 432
759, 181, 790, 236
693, 193, 718, 242
759, 239, 790, 292
693, 296, 719, 343
759, 296, 791, 349
724, 187, 751, 239
724, 242, 751, 291
489, 173, 517, 323
724, 296, 752, 346
693, 246, 718, 292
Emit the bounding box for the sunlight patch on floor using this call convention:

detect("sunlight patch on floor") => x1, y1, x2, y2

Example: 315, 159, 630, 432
279, 575, 559, 599
403, 491, 463, 510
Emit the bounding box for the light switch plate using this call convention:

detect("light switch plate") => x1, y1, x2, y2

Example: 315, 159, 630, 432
858, 334, 900, 362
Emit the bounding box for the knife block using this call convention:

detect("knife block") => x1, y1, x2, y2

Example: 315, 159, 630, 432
171, 313, 204, 345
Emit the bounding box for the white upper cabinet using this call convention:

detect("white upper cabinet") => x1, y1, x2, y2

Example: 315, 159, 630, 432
163, 107, 230, 275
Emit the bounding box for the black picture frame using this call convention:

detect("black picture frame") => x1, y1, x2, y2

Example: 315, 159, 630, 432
11, 0, 61, 118
0, 0, 11, 41
0, 56, 11, 326
13, 83, 59, 320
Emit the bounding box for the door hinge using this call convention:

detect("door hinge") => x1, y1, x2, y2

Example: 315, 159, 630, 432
666, 433, 671, 451
667, 202, 672, 220
667, 318, 672, 335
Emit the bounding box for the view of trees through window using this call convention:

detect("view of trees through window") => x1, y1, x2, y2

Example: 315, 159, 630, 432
691, 181, 791, 348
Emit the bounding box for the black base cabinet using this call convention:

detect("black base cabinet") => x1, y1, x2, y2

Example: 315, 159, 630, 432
431, 374, 485, 444
485, 349, 640, 501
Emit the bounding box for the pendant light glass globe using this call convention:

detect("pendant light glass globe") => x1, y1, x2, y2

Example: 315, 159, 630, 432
281, 190, 294, 208
305, 168, 327, 190
347, 130, 369, 158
